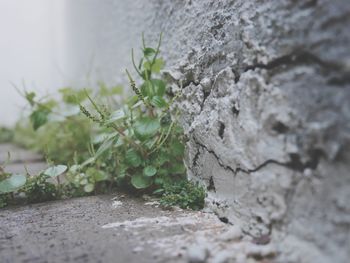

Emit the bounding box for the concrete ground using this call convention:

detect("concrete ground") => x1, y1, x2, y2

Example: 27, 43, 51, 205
0, 143, 46, 175
0, 194, 225, 263
0, 144, 224, 263
0, 144, 276, 263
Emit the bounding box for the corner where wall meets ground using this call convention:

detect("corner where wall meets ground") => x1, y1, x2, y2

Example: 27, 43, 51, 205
48, 1, 350, 262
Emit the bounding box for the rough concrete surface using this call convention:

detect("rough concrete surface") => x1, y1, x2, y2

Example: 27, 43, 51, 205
13, 0, 350, 262
150, 1, 350, 262
0, 195, 276, 263
0, 144, 277, 263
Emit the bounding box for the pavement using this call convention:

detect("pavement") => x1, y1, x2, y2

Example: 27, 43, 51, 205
0, 194, 227, 263
0, 144, 276, 263
0, 143, 46, 175
0, 144, 225, 263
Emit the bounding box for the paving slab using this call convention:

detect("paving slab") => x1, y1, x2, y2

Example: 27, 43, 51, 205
0, 143, 46, 175
0, 195, 227, 263
0, 144, 43, 163
0, 144, 276, 263
3, 162, 47, 175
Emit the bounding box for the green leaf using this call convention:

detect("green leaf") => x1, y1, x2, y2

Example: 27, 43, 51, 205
92, 133, 108, 144
59, 87, 89, 104
95, 135, 117, 158
143, 166, 157, 177
171, 140, 185, 156
151, 79, 166, 96
151, 96, 167, 108
140, 80, 153, 97
169, 163, 186, 175
86, 168, 108, 182
81, 157, 96, 167
117, 165, 127, 179
160, 113, 172, 127
125, 149, 142, 167
143, 47, 156, 57
153, 188, 164, 194
152, 58, 164, 73
143, 59, 164, 73
40, 100, 57, 110
30, 109, 50, 130
80, 178, 88, 185
127, 95, 139, 107
44, 165, 67, 177
134, 117, 160, 140
156, 153, 169, 166
25, 91, 36, 106
131, 174, 152, 189
69, 164, 80, 173
84, 183, 94, 193
106, 109, 126, 124
143, 61, 152, 71
0, 174, 26, 193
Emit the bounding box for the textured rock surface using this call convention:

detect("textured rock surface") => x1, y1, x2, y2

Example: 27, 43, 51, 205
0, 195, 226, 263
156, 1, 350, 262
67, 0, 350, 262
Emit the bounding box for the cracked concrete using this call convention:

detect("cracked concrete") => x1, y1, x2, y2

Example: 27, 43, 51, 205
151, 1, 350, 262
65, 0, 350, 262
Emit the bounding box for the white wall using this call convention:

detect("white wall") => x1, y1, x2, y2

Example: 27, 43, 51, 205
0, 0, 158, 126
0, 0, 67, 126
65, 0, 158, 87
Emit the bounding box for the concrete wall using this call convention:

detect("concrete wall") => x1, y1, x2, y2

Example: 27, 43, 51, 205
5, 0, 347, 261
65, 0, 350, 262
156, 1, 350, 262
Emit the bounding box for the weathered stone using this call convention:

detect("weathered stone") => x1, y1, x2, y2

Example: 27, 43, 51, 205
152, 1, 350, 262
66, 1, 350, 261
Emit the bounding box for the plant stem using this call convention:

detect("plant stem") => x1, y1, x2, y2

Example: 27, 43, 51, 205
109, 123, 147, 157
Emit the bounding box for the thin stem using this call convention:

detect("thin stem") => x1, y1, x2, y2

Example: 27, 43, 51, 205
151, 32, 163, 65
85, 90, 106, 120
148, 121, 174, 155
142, 32, 146, 49
109, 123, 146, 157
131, 49, 143, 78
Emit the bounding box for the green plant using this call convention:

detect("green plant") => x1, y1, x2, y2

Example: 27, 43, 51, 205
0, 166, 26, 208
0, 163, 67, 207
1, 33, 206, 210
0, 127, 14, 143
22, 165, 67, 203
13, 88, 99, 164
78, 33, 187, 192
23, 174, 58, 203
159, 181, 205, 210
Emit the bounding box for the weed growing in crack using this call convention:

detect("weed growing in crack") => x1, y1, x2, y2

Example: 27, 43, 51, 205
158, 180, 205, 210
0, 162, 66, 208
0, 34, 205, 210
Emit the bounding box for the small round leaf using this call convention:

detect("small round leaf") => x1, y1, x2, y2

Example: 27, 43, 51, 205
0, 174, 26, 193
84, 183, 94, 193
143, 166, 157, 177
131, 174, 152, 189
44, 165, 67, 177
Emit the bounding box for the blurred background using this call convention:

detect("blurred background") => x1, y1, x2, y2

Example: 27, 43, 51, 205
0, 1, 66, 126
0, 0, 155, 126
